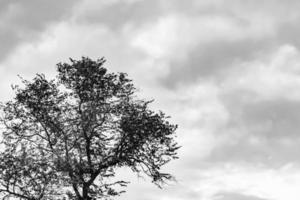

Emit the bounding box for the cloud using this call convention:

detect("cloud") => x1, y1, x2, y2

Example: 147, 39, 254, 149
118, 163, 300, 200
194, 164, 300, 200
3, 1, 300, 200
131, 12, 275, 56
127, 11, 277, 89
150, 0, 300, 88
0, 0, 80, 61
74, 0, 163, 30
222, 45, 300, 100
73, 0, 228, 31
201, 45, 300, 167
161, 39, 274, 88
213, 192, 270, 200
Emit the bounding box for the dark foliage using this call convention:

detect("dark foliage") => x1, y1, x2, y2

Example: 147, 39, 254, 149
0, 57, 179, 200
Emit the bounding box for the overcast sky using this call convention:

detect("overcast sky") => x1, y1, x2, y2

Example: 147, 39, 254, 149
1, 0, 300, 200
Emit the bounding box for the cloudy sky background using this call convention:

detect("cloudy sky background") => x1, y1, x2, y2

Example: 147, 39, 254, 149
1, 0, 300, 199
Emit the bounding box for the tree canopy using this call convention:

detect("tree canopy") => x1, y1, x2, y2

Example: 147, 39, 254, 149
0, 57, 179, 200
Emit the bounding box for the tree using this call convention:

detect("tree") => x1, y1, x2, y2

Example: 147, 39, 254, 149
0, 57, 179, 200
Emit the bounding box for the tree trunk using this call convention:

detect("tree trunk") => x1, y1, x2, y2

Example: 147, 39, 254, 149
82, 185, 92, 200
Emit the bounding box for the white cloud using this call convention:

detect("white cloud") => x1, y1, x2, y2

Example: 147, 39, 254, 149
195, 163, 300, 200
223, 44, 300, 101
130, 13, 275, 60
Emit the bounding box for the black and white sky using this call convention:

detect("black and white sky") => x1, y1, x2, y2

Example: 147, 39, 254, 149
1, 0, 300, 199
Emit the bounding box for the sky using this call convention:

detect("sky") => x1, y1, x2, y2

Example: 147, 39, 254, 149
1, 0, 300, 200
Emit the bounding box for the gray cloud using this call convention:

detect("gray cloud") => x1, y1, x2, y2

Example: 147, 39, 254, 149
0, 1, 12, 14
276, 21, 300, 49
234, 99, 300, 138
0, 0, 80, 61
208, 92, 300, 167
75, 0, 206, 31
214, 192, 270, 200
161, 39, 275, 88
157, 0, 300, 89
76, 0, 162, 30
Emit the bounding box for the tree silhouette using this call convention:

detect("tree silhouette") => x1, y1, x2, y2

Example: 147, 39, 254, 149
0, 57, 179, 200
